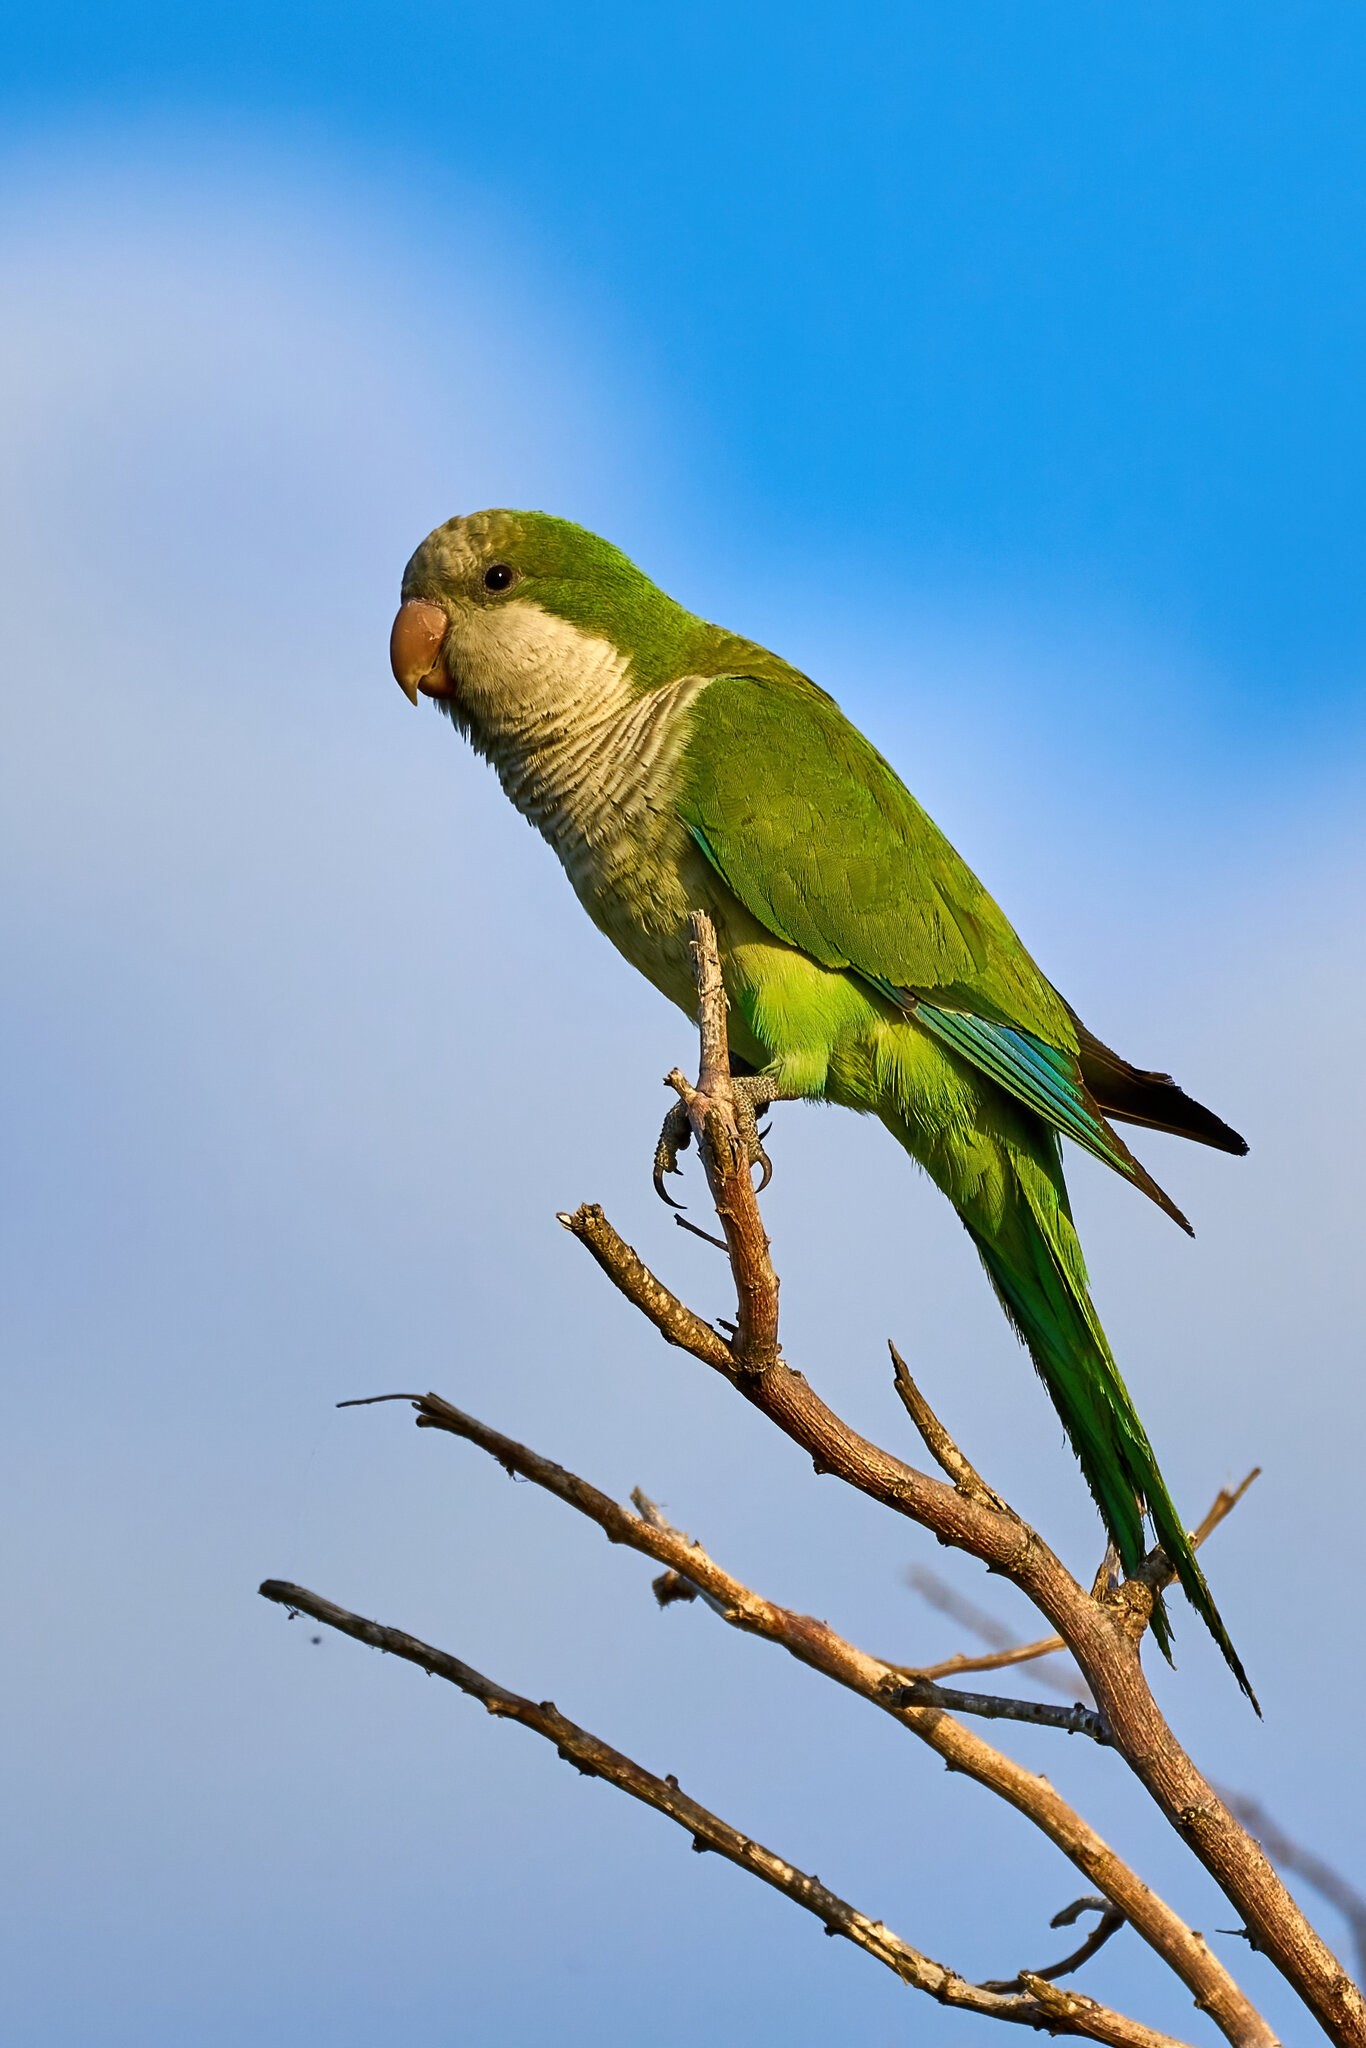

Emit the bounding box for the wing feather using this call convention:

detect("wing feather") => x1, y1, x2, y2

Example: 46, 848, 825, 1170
680, 674, 1191, 1226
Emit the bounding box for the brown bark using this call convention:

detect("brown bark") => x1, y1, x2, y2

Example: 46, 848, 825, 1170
555, 911, 1362, 2047
264, 909, 1363, 2047
260, 1577, 1194, 2047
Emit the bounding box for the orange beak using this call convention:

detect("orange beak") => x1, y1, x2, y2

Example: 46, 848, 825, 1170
390, 600, 452, 704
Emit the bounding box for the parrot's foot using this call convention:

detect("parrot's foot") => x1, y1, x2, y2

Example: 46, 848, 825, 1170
653, 1101, 692, 1207
652, 1075, 775, 1207
729, 1075, 775, 1192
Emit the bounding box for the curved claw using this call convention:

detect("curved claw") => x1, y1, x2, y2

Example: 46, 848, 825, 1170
728, 1087, 775, 1193
653, 1102, 693, 1207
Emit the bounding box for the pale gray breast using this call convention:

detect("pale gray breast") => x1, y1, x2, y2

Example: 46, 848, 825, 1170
488, 671, 712, 898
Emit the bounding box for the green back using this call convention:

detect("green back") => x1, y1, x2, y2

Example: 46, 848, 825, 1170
679, 673, 1076, 1044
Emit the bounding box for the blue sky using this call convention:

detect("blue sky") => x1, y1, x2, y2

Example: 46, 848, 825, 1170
2, 10, 1364, 2046
9, 2, 1366, 723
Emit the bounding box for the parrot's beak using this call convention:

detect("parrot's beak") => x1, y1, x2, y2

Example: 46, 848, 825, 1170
390, 599, 452, 705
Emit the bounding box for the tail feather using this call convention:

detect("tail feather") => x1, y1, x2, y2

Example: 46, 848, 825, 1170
1070, 1018, 1249, 1157
969, 1163, 1258, 1709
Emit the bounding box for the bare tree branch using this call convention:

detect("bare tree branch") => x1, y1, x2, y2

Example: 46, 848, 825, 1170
899, 1472, 1259, 1698
663, 912, 781, 1371
983, 1897, 1127, 1992
898, 1637, 1085, 1695
892, 1675, 1111, 1745
1125, 1472, 1264, 1621
903, 1565, 1085, 1694
1212, 1793, 1366, 1987
555, 910, 1362, 2048
891, 1339, 1005, 1507
1189, 1473, 1264, 1553
362, 1387, 1267, 2045
258, 1578, 1193, 2048
311, 916, 1359, 2048
558, 1203, 738, 1373
906, 1550, 1366, 1993
558, 1190, 1352, 2040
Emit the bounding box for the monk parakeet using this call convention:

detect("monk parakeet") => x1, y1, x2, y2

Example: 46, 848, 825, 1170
390, 510, 1252, 1700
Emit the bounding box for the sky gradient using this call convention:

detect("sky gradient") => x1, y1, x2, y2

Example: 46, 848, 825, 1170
3, 11, 1365, 2045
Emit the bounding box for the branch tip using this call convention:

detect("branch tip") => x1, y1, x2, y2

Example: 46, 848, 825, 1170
261, 1575, 1192, 2045
888, 1342, 1005, 1510
285, 908, 1361, 2047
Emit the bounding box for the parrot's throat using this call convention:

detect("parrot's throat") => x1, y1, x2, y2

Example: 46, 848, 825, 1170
442, 603, 708, 871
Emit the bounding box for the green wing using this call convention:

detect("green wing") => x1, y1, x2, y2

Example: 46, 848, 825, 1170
679, 674, 1189, 1227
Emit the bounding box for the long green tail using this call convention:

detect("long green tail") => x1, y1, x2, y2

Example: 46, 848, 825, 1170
968, 1159, 1257, 1709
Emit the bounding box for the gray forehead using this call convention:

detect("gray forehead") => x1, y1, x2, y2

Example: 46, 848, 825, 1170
402, 520, 467, 592
402, 512, 517, 596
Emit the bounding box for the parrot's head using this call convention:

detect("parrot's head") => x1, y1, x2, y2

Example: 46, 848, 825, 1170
390, 509, 713, 747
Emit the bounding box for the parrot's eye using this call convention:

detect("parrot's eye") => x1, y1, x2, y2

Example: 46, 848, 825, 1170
483, 563, 517, 593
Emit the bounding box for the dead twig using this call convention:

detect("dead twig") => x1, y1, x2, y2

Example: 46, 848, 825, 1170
311, 918, 1357, 2047
556, 910, 1361, 2048
904, 1565, 1082, 1693
904, 1544, 1366, 2000
895, 1562, 1086, 1694
891, 1340, 1005, 1508
558, 1193, 1330, 2040
1129, 1472, 1264, 1609
258, 1578, 1193, 2048
1190, 1473, 1264, 1552
897, 1631, 1085, 1692
898, 1470, 1259, 1699
672, 1212, 729, 1252
658, 917, 781, 1371
892, 1675, 1111, 1745
367, 1387, 1265, 2045
1212, 1793, 1366, 1987
983, 1897, 1128, 1992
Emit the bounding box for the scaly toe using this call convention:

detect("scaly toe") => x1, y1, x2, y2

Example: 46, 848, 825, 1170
730, 1086, 775, 1189
653, 1103, 693, 1207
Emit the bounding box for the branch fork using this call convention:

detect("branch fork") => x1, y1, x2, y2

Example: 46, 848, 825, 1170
271, 911, 1363, 2048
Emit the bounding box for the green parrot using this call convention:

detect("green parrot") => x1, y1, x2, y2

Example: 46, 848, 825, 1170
390, 508, 1253, 1702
